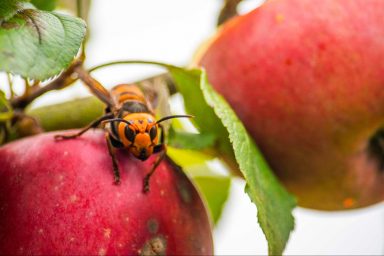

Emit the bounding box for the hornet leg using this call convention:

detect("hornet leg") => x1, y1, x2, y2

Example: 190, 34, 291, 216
143, 145, 166, 193
106, 133, 121, 184
54, 113, 114, 140
143, 124, 166, 193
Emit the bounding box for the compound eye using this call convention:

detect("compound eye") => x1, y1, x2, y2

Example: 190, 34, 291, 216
149, 126, 157, 141
125, 126, 136, 142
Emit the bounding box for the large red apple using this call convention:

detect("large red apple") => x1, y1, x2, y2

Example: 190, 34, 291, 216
0, 131, 213, 254
198, 0, 384, 210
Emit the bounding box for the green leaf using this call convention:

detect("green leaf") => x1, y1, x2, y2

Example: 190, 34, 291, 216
167, 68, 234, 156
189, 165, 231, 224
167, 69, 219, 134
167, 147, 214, 167
0, 6, 86, 80
168, 128, 216, 150
31, 0, 57, 11
0, 91, 13, 121
198, 70, 296, 255
0, 0, 25, 22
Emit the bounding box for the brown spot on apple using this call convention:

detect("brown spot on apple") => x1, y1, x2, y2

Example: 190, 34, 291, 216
147, 218, 159, 234
177, 180, 192, 204
139, 235, 167, 256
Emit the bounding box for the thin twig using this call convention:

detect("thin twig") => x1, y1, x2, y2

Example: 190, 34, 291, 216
31, 80, 40, 90
88, 60, 174, 72
89, 60, 177, 95
77, 0, 86, 59
89, 60, 179, 94
10, 59, 83, 109
24, 78, 31, 97
10, 59, 178, 110
6, 73, 14, 99
77, 0, 83, 18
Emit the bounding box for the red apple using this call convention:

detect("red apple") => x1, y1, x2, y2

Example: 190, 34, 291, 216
0, 130, 213, 255
198, 0, 384, 210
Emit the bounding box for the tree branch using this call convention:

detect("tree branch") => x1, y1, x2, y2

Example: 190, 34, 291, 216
10, 59, 83, 110
217, 0, 243, 26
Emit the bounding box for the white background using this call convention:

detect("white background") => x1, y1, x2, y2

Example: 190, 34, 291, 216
2, 0, 384, 254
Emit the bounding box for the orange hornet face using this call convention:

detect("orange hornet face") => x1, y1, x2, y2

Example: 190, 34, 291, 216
117, 113, 159, 160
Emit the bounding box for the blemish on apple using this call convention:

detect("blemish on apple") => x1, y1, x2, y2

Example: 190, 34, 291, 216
139, 235, 167, 256
146, 219, 159, 234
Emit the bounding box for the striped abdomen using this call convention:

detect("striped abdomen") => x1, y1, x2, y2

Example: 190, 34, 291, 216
110, 84, 154, 116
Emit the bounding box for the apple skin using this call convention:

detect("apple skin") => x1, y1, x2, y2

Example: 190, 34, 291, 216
199, 0, 384, 210
0, 131, 213, 255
